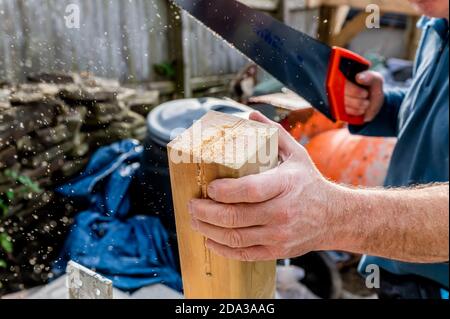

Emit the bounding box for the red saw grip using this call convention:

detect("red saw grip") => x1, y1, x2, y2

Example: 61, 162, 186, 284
326, 47, 372, 125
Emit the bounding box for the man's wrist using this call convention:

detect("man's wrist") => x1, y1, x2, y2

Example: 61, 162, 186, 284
323, 183, 369, 253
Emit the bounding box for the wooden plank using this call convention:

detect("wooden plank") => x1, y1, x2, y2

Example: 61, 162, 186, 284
332, 5, 351, 35
148, 81, 176, 95
66, 261, 113, 299
240, 0, 280, 11
306, 0, 323, 8
318, 0, 419, 46
317, 6, 341, 44
190, 74, 237, 91
1, 275, 131, 299
321, 0, 419, 16
168, 111, 278, 299
248, 91, 312, 112
331, 11, 372, 47
146, 74, 237, 96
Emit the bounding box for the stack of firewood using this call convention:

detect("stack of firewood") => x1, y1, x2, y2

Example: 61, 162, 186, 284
0, 72, 159, 295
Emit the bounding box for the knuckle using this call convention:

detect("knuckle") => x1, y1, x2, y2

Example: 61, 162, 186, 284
346, 107, 356, 115
359, 88, 369, 97
278, 245, 292, 259
191, 201, 206, 219
272, 227, 289, 243
280, 178, 291, 195
275, 206, 291, 226
346, 98, 356, 108
283, 170, 299, 192
351, 99, 361, 108
226, 229, 244, 248
274, 122, 285, 132
238, 249, 253, 262
265, 246, 280, 260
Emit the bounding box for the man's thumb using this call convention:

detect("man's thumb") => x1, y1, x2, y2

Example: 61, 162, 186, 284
249, 111, 301, 161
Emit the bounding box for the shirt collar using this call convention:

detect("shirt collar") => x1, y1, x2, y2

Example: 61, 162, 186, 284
418, 16, 449, 40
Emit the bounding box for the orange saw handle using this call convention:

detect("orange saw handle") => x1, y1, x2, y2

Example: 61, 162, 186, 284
326, 47, 372, 125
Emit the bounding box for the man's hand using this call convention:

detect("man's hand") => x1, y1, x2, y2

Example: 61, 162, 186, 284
345, 71, 385, 122
188, 113, 450, 264
188, 112, 338, 261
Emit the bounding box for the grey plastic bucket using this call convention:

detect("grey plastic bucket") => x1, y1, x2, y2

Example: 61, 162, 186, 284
147, 97, 252, 146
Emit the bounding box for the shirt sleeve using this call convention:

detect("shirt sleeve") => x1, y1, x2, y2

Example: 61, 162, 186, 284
349, 88, 407, 138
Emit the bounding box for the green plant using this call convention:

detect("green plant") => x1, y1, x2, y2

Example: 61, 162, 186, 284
0, 199, 8, 217
0, 232, 11, 271
0, 233, 12, 254
4, 169, 42, 193
0, 169, 42, 217
154, 61, 176, 79
0, 232, 12, 270
0, 169, 41, 269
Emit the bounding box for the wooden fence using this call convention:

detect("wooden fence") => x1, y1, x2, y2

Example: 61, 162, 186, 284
0, 1, 317, 90
0, 0, 420, 97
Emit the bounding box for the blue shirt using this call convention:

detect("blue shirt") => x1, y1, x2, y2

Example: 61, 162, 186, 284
350, 17, 449, 288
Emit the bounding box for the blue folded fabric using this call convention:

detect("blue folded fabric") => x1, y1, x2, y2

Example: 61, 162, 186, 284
53, 139, 182, 292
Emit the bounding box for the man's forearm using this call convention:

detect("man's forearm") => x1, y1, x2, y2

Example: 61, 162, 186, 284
328, 183, 449, 263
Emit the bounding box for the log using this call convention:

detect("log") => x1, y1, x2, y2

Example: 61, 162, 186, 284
0, 105, 57, 145
168, 111, 278, 299
0, 88, 11, 110
35, 124, 71, 147
27, 72, 76, 84
16, 135, 46, 156
59, 85, 118, 104
21, 140, 74, 168
124, 90, 160, 116
0, 146, 18, 169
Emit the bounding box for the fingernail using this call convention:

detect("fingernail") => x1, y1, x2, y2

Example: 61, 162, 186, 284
191, 218, 199, 231
358, 74, 367, 82
188, 200, 194, 215
363, 101, 370, 107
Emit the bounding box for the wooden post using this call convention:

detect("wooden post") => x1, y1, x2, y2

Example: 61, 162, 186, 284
168, 111, 278, 299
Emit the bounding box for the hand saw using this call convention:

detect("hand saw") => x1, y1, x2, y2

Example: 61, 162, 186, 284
172, 0, 372, 125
